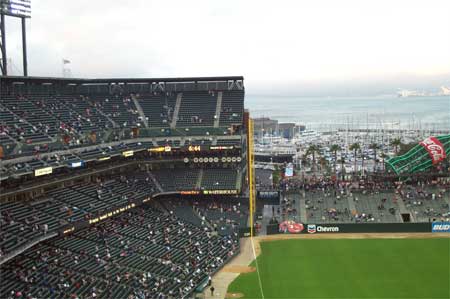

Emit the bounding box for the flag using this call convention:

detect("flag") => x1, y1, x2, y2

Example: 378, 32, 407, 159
63, 59, 71, 64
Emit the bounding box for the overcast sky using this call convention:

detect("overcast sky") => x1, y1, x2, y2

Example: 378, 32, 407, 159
5, 0, 450, 95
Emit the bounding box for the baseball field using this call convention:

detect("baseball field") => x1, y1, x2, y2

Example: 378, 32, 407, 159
226, 236, 449, 299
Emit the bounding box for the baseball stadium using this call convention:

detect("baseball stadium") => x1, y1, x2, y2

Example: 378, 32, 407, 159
1, 1, 449, 299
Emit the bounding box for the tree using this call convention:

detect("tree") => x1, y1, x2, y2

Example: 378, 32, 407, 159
319, 157, 328, 172
330, 144, 341, 174
272, 167, 281, 186
390, 138, 402, 155
306, 144, 320, 172
369, 143, 380, 172
349, 143, 360, 178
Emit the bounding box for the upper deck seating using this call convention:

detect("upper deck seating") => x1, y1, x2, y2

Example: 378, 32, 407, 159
177, 91, 217, 127
139, 93, 177, 128
219, 90, 244, 126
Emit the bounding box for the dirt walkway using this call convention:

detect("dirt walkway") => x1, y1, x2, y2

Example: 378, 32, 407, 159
202, 238, 256, 299
201, 233, 449, 299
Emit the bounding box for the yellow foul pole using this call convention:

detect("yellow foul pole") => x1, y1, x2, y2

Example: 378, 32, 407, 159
248, 118, 255, 237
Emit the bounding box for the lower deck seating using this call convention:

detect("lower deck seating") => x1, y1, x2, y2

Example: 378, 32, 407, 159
193, 198, 248, 236
152, 169, 200, 191
0, 207, 239, 299
159, 197, 248, 236
151, 168, 239, 192
0, 177, 158, 257
158, 198, 203, 227
401, 186, 449, 222
201, 169, 238, 190
0, 167, 242, 258
281, 182, 449, 224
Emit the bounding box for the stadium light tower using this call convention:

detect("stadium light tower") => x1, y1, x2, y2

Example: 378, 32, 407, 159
0, 0, 31, 76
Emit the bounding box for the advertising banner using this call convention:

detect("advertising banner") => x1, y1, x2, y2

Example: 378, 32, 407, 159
431, 222, 450, 233
34, 166, 53, 177
285, 163, 294, 177
279, 221, 304, 233
419, 137, 446, 164
122, 150, 134, 157
203, 189, 238, 195
69, 161, 84, 168
179, 190, 238, 195
306, 224, 340, 233
267, 223, 432, 235
210, 145, 234, 150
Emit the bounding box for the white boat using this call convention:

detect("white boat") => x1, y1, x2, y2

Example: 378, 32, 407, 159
293, 130, 322, 145
299, 130, 321, 137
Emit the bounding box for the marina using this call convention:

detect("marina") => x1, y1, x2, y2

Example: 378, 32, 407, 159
254, 124, 449, 176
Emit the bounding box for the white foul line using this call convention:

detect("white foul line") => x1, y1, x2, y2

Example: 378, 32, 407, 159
251, 236, 265, 299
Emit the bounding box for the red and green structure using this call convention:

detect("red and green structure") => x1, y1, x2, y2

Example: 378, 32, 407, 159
386, 135, 450, 175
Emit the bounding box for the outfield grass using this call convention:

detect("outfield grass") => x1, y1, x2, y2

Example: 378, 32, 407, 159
227, 238, 449, 299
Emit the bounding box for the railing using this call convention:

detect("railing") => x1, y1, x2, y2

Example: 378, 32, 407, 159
0, 231, 58, 265
1, 134, 242, 166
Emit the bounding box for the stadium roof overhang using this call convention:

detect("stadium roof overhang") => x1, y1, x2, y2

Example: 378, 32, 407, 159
0, 75, 244, 85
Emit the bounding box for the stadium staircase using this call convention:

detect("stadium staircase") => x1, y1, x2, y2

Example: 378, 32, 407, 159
131, 94, 148, 128
196, 168, 204, 189
192, 206, 214, 231
236, 169, 242, 191
96, 106, 118, 128
396, 197, 415, 222
100, 128, 114, 143
148, 172, 164, 193
299, 196, 308, 223
11, 142, 22, 155
347, 196, 357, 214
213, 91, 223, 128
170, 92, 183, 129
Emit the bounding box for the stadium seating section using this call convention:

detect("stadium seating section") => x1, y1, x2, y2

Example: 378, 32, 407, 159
138, 93, 177, 127
0, 78, 246, 298
0, 168, 242, 298
281, 183, 449, 224
1, 206, 238, 299
0, 169, 239, 256
0, 89, 245, 161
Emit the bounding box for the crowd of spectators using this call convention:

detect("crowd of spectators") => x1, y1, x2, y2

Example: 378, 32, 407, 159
193, 198, 248, 235
278, 176, 449, 223
1, 205, 239, 299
